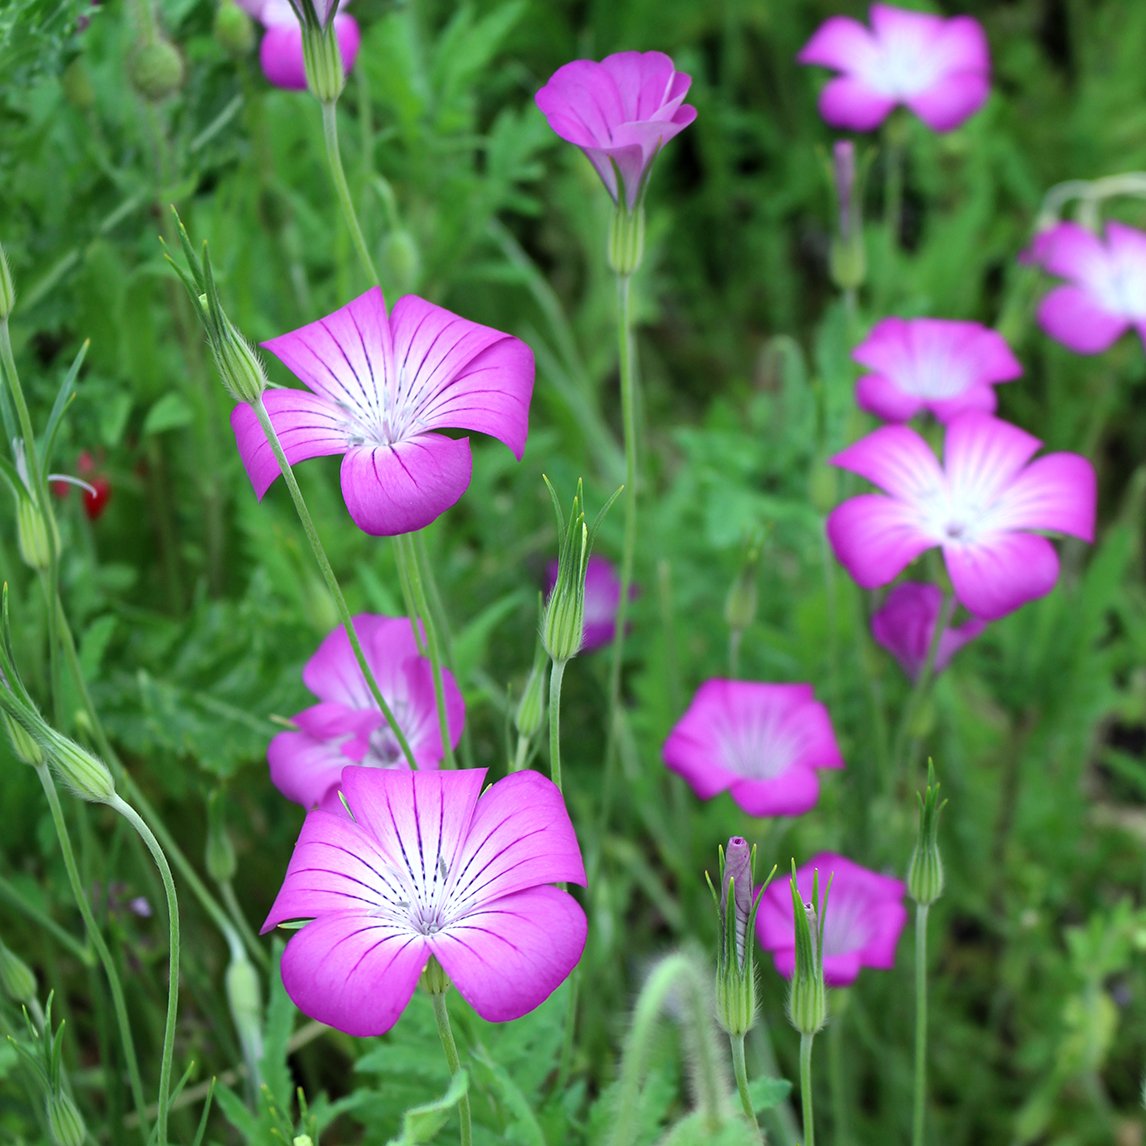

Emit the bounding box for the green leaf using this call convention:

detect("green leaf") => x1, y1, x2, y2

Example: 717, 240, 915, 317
78, 614, 116, 679
388, 1070, 469, 1146
141, 392, 193, 436
260, 940, 295, 1111
747, 1075, 792, 1112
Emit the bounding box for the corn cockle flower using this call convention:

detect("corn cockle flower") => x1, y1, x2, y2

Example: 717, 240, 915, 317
757, 853, 907, 987
827, 414, 1097, 621
799, 4, 990, 133
236, 0, 360, 91
268, 615, 464, 809
662, 681, 844, 817
534, 51, 697, 212
1022, 221, 1146, 354
231, 287, 534, 536
854, 318, 1022, 423
871, 582, 986, 680
261, 766, 588, 1036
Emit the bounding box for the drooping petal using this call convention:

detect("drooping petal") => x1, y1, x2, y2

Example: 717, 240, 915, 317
943, 531, 1061, 620
449, 770, 587, 912
432, 886, 587, 1022
231, 388, 348, 499
826, 494, 934, 588
818, 77, 898, 132
1036, 286, 1128, 354
831, 425, 944, 500
279, 913, 427, 1036
389, 296, 534, 457
340, 434, 473, 537
990, 453, 1096, 540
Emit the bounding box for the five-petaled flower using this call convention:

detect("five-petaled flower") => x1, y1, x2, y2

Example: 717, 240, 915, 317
799, 4, 990, 133
268, 615, 464, 810
262, 766, 588, 1037
662, 680, 844, 817
236, 0, 360, 91
1022, 221, 1146, 355
827, 413, 1096, 621
535, 51, 697, 210
853, 317, 1022, 423
871, 582, 986, 679
757, 852, 907, 987
231, 287, 535, 536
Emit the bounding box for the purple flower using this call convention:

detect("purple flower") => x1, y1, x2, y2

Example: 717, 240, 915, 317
261, 766, 588, 1036
231, 287, 534, 536
799, 4, 990, 133
662, 681, 844, 817
854, 318, 1022, 423
268, 615, 464, 810
544, 555, 634, 653
237, 0, 360, 90
871, 582, 986, 679
535, 51, 697, 210
827, 414, 1096, 621
757, 853, 907, 987
1023, 222, 1146, 354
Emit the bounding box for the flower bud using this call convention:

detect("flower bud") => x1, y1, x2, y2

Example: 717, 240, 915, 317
45, 1091, 86, 1146
380, 229, 422, 295
0, 241, 14, 320
2, 710, 43, 765
787, 862, 829, 1037
543, 521, 588, 663
15, 493, 60, 571
205, 789, 237, 884
514, 618, 547, 743
128, 38, 186, 103
212, 316, 268, 405
608, 206, 645, 277
214, 1, 256, 57
225, 946, 264, 1069
828, 140, 865, 292
40, 726, 116, 804
301, 22, 346, 104
724, 536, 761, 637
0, 940, 37, 1004
710, 837, 770, 1037
907, 759, 947, 906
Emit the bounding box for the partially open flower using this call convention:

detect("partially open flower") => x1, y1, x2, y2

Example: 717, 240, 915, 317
236, 0, 360, 91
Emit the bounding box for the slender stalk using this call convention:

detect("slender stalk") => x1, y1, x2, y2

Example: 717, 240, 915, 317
251, 395, 417, 770
321, 100, 379, 285
0, 317, 38, 464
34, 765, 150, 1143
828, 1002, 849, 1145
548, 658, 567, 793
430, 990, 472, 1146
109, 795, 179, 1146
799, 1032, 816, 1146
395, 534, 456, 769
730, 1033, 762, 1138
0, 872, 92, 965
511, 734, 530, 772
912, 903, 930, 1146
219, 880, 262, 964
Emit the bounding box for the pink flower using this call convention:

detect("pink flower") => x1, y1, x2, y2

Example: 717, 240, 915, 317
544, 555, 634, 653
757, 853, 907, 987
535, 51, 697, 210
262, 766, 588, 1036
236, 0, 360, 91
1023, 222, 1146, 354
854, 318, 1022, 423
268, 615, 465, 809
799, 4, 990, 133
231, 287, 534, 536
871, 582, 986, 679
827, 414, 1096, 621
662, 681, 844, 817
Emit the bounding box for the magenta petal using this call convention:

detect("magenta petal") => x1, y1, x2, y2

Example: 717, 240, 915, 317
827, 495, 933, 588
942, 415, 1042, 501
231, 389, 347, 499
822, 950, 864, 988
798, 16, 879, 71
340, 434, 473, 537
388, 296, 534, 458
1036, 286, 1128, 354
855, 373, 926, 422
818, 76, 897, 132
992, 453, 1097, 540
279, 914, 427, 1036
729, 767, 821, 817
268, 729, 355, 808
258, 24, 308, 90
905, 71, 989, 132
303, 617, 418, 708
1028, 222, 1112, 284
431, 886, 587, 1022
944, 532, 1061, 620
927, 385, 997, 421
831, 425, 942, 499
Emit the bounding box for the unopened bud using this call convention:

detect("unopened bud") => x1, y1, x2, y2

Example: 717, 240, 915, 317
607, 206, 645, 277
543, 521, 588, 663
514, 624, 547, 742
213, 319, 267, 405
301, 22, 346, 104
128, 38, 186, 102
710, 837, 770, 1037
62, 59, 96, 109
380, 230, 422, 295
45, 1092, 86, 1146
214, 1, 256, 57
41, 727, 116, 804
2, 711, 43, 765
724, 538, 761, 637
0, 941, 37, 1004
787, 863, 829, 1037
225, 947, 264, 1068
0, 242, 14, 319
206, 790, 237, 884
15, 494, 59, 571
907, 759, 946, 906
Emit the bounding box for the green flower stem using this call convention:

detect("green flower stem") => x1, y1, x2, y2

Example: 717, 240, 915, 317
730, 1032, 762, 1138
395, 533, 456, 769
321, 100, 380, 285
109, 795, 179, 1146
828, 1001, 849, 1145
912, 903, 930, 1146
430, 990, 472, 1146
33, 764, 150, 1143
510, 733, 530, 772
251, 395, 417, 771
548, 658, 567, 794
0, 318, 39, 474
799, 1032, 817, 1146
220, 879, 262, 968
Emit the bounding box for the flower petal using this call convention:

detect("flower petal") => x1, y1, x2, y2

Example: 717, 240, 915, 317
797, 16, 880, 72
1026, 223, 1112, 286
389, 296, 534, 458
818, 76, 897, 132
303, 616, 422, 708
855, 373, 926, 422
905, 70, 989, 132
991, 453, 1096, 540
432, 886, 587, 1022
231, 388, 348, 499
729, 767, 822, 817
268, 725, 358, 809
279, 914, 427, 1036
944, 531, 1061, 620
943, 415, 1042, 510
826, 494, 934, 587
831, 425, 943, 500
1036, 285, 1128, 354
340, 434, 473, 537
